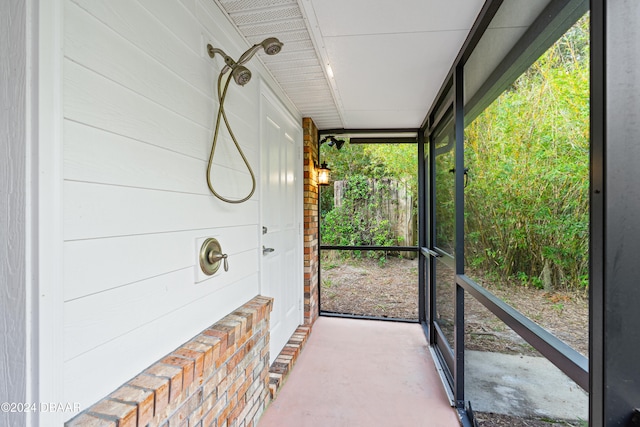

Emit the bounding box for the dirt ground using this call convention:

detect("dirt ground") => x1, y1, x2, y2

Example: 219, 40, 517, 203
321, 254, 419, 320
433, 267, 588, 358
320, 255, 589, 426
320, 255, 587, 356
474, 412, 585, 427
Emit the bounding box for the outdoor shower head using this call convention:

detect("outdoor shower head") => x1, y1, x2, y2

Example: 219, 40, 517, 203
232, 65, 252, 86
263, 37, 283, 55
205, 36, 284, 203
207, 37, 283, 85
237, 37, 284, 66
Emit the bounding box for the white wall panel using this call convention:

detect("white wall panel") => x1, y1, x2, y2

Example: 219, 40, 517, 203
64, 225, 257, 301
64, 249, 257, 360
63, 61, 259, 170
66, 0, 255, 138
63, 274, 259, 409
179, 0, 198, 17
136, 0, 203, 53
64, 120, 208, 193
63, 181, 257, 240
64, 120, 259, 193
65, 2, 213, 128
211, 100, 261, 154
196, 0, 255, 68
70, 0, 210, 93
64, 59, 210, 160
60, 0, 301, 417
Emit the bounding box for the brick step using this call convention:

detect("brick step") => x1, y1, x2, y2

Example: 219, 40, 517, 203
267, 326, 312, 399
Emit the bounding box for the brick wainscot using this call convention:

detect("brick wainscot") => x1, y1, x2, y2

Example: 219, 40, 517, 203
66, 296, 273, 427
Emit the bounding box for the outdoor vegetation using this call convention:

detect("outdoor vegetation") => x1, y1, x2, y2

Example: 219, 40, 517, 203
320, 14, 590, 427
319, 141, 420, 318
322, 15, 589, 292
463, 15, 590, 292
320, 143, 417, 249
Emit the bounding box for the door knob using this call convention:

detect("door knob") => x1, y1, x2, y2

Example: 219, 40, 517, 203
199, 238, 228, 275
262, 246, 275, 255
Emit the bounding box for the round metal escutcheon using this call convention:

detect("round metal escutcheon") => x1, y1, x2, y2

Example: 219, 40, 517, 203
199, 238, 223, 276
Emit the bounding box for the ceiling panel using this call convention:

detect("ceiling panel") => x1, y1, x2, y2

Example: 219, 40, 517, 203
217, 0, 344, 129
343, 109, 430, 129
325, 31, 469, 109
309, 0, 485, 128
312, 0, 486, 36
216, 0, 486, 130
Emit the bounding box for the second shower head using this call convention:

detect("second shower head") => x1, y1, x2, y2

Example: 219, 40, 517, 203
231, 66, 252, 86
207, 37, 283, 86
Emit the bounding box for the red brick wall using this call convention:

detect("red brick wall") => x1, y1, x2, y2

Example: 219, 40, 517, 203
302, 118, 319, 326
66, 296, 273, 427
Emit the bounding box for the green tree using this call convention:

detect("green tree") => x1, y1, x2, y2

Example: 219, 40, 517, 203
464, 15, 589, 290
364, 144, 418, 193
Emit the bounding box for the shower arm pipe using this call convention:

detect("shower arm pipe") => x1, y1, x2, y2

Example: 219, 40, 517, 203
236, 44, 264, 67
207, 45, 239, 75
222, 39, 281, 74
209, 44, 267, 75
206, 72, 256, 204
208, 38, 283, 75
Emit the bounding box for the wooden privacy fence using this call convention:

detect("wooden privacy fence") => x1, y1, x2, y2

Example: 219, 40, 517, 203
334, 178, 417, 249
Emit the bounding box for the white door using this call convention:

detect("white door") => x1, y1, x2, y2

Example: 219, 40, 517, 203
260, 91, 302, 364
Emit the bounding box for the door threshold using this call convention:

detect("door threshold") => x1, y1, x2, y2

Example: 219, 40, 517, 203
320, 310, 418, 323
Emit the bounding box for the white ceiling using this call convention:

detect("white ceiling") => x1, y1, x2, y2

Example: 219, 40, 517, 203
217, 0, 486, 130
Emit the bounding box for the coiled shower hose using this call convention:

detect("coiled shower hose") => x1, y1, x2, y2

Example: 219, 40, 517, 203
206, 72, 256, 204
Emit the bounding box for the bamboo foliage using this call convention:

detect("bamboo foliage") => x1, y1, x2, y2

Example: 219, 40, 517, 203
464, 15, 590, 290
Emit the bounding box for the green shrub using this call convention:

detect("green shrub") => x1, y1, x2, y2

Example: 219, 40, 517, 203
321, 175, 398, 258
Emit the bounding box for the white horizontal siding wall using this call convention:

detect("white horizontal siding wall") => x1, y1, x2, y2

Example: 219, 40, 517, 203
61, 0, 300, 414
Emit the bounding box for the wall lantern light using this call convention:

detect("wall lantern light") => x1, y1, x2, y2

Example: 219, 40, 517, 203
317, 162, 331, 186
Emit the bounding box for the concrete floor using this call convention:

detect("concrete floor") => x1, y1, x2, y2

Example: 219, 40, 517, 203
465, 350, 588, 421
257, 317, 460, 427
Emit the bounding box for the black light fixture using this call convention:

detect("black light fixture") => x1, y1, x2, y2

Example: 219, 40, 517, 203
317, 135, 342, 186
317, 161, 331, 186
320, 136, 345, 150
